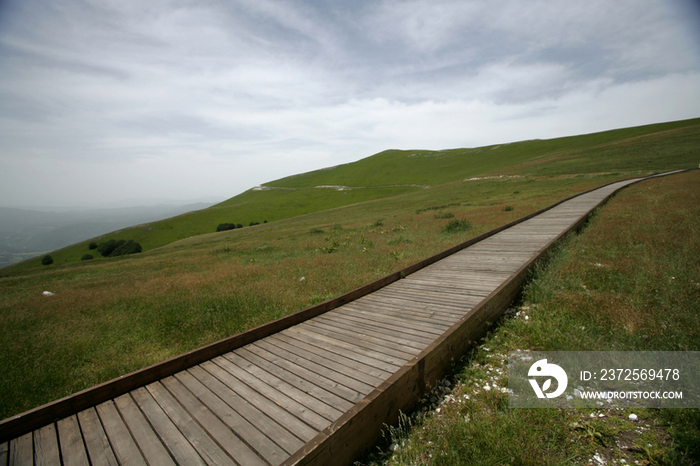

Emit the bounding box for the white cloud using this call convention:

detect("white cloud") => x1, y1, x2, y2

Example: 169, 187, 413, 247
0, 0, 698, 207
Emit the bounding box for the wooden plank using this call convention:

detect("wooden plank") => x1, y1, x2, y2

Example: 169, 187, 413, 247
76, 408, 118, 466
302, 319, 420, 357
34, 424, 60, 465
408, 272, 508, 286
224, 350, 350, 418
348, 303, 461, 328
0, 442, 8, 466
215, 354, 336, 428
337, 305, 448, 336
284, 326, 403, 373
346, 300, 458, 329
369, 287, 483, 307
243, 343, 364, 405
184, 366, 303, 456
198, 360, 319, 442
269, 333, 391, 385
298, 321, 416, 362
254, 338, 375, 397
399, 281, 498, 296
408, 272, 509, 286
386, 282, 494, 300
315, 312, 437, 344
398, 282, 497, 297
145, 381, 240, 466
160, 376, 268, 466
95, 401, 147, 466
310, 316, 428, 351
131, 386, 207, 466
56, 416, 89, 466
113, 394, 176, 466
174, 369, 291, 463
9, 432, 32, 466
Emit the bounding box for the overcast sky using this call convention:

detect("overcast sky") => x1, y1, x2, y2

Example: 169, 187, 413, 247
1, 0, 699, 208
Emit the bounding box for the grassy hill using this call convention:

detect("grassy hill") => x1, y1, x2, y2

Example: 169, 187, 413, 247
261, 118, 700, 189
6, 118, 699, 271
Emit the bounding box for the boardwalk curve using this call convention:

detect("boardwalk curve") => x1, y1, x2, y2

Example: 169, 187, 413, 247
0, 172, 684, 466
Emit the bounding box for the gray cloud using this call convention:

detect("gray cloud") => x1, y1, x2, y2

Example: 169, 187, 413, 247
0, 0, 698, 207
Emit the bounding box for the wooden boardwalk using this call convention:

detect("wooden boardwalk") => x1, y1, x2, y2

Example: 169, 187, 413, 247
0, 174, 676, 466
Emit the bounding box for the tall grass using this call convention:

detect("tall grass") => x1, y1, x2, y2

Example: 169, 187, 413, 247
361, 170, 699, 466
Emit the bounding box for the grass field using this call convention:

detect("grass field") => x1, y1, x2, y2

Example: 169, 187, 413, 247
358, 170, 700, 466
7, 118, 699, 270
0, 118, 698, 437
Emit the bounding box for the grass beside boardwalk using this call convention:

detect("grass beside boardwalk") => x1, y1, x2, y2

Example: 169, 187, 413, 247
358, 170, 699, 466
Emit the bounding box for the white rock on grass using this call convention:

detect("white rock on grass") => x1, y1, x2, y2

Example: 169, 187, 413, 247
629, 413, 639, 421
42, 291, 55, 296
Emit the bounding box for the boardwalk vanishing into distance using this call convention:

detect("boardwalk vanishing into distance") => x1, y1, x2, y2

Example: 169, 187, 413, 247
0, 172, 684, 466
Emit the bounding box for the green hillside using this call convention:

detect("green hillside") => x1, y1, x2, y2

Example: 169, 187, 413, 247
7, 117, 700, 271
260, 118, 700, 188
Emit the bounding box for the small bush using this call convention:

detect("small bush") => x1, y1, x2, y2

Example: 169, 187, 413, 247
41, 255, 53, 265
502, 206, 515, 212
216, 223, 236, 232
98, 239, 123, 257
97, 239, 142, 257
110, 240, 142, 256
434, 212, 455, 219
309, 228, 325, 234
88, 242, 98, 250
442, 219, 472, 234
81, 254, 94, 261
236, 223, 243, 229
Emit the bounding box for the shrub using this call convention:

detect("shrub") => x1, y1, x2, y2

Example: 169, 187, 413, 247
110, 240, 142, 256
236, 224, 243, 229
434, 212, 455, 219
41, 255, 53, 265
98, 239, 123, 257
88, 242, 98, 250
97, 239, 142, 257
442, 219, 472, 234
216, 223, 236, 232
502, 206, 515, 212
81, 254, 94, 261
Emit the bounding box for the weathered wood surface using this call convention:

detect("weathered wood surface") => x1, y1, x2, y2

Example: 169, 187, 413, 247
1, 173, 679, 465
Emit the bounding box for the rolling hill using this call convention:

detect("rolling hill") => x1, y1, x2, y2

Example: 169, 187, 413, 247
4, 117, 699, 271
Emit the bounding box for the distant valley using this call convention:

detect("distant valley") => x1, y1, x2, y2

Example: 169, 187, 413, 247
0, 202, 215, 268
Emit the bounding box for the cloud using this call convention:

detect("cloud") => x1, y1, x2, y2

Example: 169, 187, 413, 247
0, 0, 698, 207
